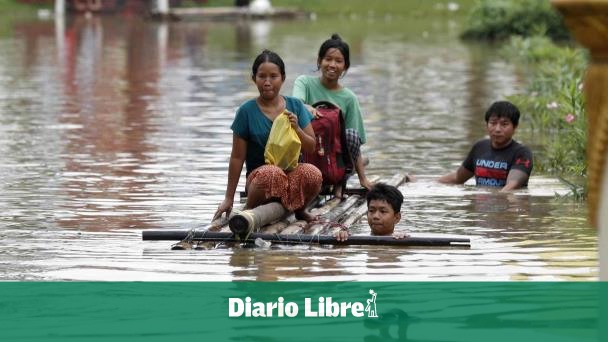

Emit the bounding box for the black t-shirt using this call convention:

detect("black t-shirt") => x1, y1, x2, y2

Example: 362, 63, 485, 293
462, 139, 533, 187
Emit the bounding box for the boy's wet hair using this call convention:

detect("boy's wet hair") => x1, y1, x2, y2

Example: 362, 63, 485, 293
252, 49, 286, 81
317, 33, 350, 74
366, 183, 404, 213
484, 101, 520, 127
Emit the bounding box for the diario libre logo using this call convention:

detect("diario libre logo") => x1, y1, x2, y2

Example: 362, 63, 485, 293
229, 289, 379, 318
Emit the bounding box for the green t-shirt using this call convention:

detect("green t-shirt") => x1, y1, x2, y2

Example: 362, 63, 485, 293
292, 75, 366, 144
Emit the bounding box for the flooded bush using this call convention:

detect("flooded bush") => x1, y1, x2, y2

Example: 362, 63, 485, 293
505, 36, 588, 196
461, 0, 570, 41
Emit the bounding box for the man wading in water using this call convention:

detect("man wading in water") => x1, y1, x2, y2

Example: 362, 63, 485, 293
438, 101, 533, 192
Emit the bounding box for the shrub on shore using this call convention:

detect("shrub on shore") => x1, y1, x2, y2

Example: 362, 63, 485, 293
460, 0, 570, 41
505, 36, 587, 194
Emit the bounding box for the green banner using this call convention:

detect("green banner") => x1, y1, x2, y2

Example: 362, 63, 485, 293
0, 282, 603, 341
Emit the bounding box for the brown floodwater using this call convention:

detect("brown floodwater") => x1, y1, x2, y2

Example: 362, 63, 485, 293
0, 13, 597, 280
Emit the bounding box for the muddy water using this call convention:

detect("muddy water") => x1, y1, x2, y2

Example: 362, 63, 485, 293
0, 14, 596, 280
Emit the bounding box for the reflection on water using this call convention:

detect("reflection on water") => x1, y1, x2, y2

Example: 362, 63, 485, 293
0, 14, 597, 280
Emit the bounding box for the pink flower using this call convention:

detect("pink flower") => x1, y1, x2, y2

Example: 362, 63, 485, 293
565, 113, 575, 123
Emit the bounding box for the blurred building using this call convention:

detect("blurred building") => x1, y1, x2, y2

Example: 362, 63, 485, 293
18, 0, 208, 14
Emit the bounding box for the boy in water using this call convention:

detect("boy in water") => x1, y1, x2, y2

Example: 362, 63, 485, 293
438, 101, 533, 191
335, 183, 407, 241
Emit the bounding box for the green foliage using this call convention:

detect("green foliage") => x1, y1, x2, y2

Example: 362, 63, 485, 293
461, 0, 570, 41
0, 0, 47, 36
505, 35, 588, 196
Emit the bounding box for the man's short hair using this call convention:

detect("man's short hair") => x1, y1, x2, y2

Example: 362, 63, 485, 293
484, 101, 520, 127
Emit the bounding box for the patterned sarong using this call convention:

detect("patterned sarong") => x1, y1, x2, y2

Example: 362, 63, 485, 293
247, 163, 322, 211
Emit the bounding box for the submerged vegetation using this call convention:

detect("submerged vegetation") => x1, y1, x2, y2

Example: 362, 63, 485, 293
506, 36, 587, 194
462, 0, 587, 196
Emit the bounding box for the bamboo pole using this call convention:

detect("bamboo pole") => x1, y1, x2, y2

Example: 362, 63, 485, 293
339, 200, 370, 227
228, 202, 288, 237
261, 197, 341, 234
260, 217, 294, 234
142, 231, 470, 247
279, 198, 342, 234
305, 195, 360, 234
551, 0, 608, 281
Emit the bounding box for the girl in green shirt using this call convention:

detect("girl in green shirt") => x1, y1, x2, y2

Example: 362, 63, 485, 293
293, 34, 372, 197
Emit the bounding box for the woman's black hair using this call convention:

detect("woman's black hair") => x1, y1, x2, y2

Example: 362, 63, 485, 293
484, 101, 521, 127
251, 49, 286, 81
317, 33, 350, 74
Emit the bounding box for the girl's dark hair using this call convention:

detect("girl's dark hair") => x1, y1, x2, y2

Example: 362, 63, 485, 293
484, 101, 521, 127
366, 183, 404, 213
251, 49, 286, 81
317, 33, 350, 73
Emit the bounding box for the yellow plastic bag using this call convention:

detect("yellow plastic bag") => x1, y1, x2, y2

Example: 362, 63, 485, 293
264, 112, 301, 171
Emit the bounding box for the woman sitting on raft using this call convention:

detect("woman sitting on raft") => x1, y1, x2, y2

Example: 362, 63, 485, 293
293, 33, 373, 196
214, 50, 322, 222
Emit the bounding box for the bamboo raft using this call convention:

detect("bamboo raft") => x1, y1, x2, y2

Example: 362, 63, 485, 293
144, 231, 470, 246
141, 173, 471, 248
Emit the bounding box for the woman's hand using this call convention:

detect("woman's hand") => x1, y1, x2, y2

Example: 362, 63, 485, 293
214, 198, 234, 221
285, 110, 299, 130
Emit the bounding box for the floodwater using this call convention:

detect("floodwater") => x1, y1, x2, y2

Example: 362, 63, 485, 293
0, 12, 597, 281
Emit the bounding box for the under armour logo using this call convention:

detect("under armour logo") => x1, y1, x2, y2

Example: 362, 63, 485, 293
516, 158, 530, 168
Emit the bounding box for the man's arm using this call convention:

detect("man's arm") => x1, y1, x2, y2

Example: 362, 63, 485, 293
501, 169, 529, 192
502, 146, 533, 191
438, 166, 474, 184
